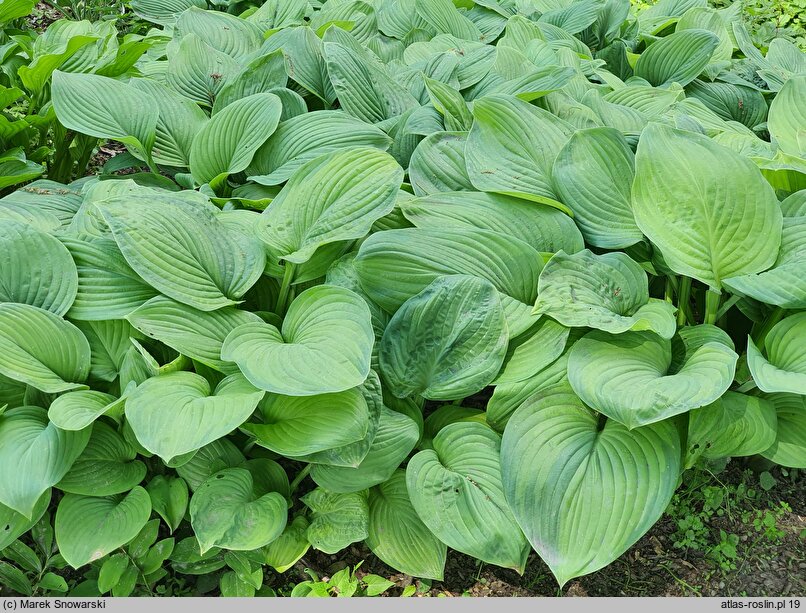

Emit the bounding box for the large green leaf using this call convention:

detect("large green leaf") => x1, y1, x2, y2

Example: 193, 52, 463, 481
74, 320, 142, 383
55, 487, 152, 568
415, 0, 482, 40
176, 7, 263, 60
354, 228, 542, 336
189, 93, 282, 189
552, 127, 642, 249
221, 285, 373, 395
166, 34, 240, 107
366, 470, 446, 580
99, 194, 265, 311
0, 304, 90, 394
51, 72, 157, 162
406, 422, 529, 571
263, 515, 310, 573
0, 407, 90, 517
0, 221, 77, 316
243, 388, 370, 457
301, 488, 369, 554
724, 215, 806, 309
568, 330, 738, 428
747, 313, 806, 394
247, 111, 392, 185
633, 29, 718, 86
761, 393, 806, 468
501, 383, 681, 586
534, 250, 677, 339
257, 148, 403, 265
399, 191, 584, 254
767, 75, 806, 158
632, 123, 781, 289
128, 297, 262, 375
493, 319, 570, 386
61, 238, 158, 321
408, 132, 474, 196
175, 439, 245, 492
380, 275, 507, 400
190, 468, 287, 554
465, 94, 573, 202
56, 421, 146, 496
126, 372, 263, 463
130, 0, 205, 25
130, 79, 209, 168
686, 391, 777, 466
47, 390, 124, 431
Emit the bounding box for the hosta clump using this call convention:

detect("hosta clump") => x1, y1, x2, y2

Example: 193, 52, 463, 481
0, 0, 805, 596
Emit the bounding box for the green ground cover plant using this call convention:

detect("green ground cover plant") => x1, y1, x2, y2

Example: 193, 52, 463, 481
0, 0, 804, 598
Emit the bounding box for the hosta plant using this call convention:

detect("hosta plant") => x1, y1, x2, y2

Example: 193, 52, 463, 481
0, 0, 805, 596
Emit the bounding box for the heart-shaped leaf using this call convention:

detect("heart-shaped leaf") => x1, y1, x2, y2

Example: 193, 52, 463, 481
761, 393, 806, 468
633, 29, 718, 86
747, 312, 806, 394
56, 421, 146, 496
55, 487, 152, 568
257, 148, 403, 265
366, 470, 447, 581
568, 329, 738, 428
126, 372, 264, 463
190, 468, 287, 554
534, 250, 677, 339
99, 193, 265, 311
146, 475, 189, 533
632, 122, 781, 289
301, 488, 369, 554
48, 390, 124, 431
0, 304, 90, 394
406, 422, 529, 571
221, 285, 373, 395
380, 275, 508, 400
501, 383, 681, 586
0, 220, 77, 315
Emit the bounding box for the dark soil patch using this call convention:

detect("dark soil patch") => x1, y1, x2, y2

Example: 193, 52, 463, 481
281, 462, 805, 597
26, 1, 62, 32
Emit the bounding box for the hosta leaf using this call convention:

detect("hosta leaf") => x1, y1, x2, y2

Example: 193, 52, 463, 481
633, 29, 718, 86
146, 476, 189, 533
534, 250, 677, 339
761, 393, 806, 468
56, 422, 146, 496
265, 27, 336, 105
323, 41, 419, 123
501, 383, 680, 586
310, 407, 419, 493
247, 111, 392, 185
552, 127, 642, 249
99, 195, 265, 311
176, 7, 263, 60
493, 319, 570, 385
126, 372, 264, 463
190, 468, 287, 554
424, 76, 472, 131
0, 304, 90, 394
243, 388, 370, 457
366, 470, 446, 580
465, 94, 573, 203
128, 297, 262, 375
767, 75, 806, 158
51, 72, 157, 161
130, 0, 205, 25
0, 491, 50, 551
568, 330, 738, 428
355, 228, 542, 336
47, 390, 123, 431
632, 123, 781, 289
176, 439, 245, 492
407, 422, 529, 571
415, 0, 482, 41
0, 221, 77, 316
0, 407, 89, 517
723, 216, 806, 309
221, 286, 373, 396
686, 392, 777, 465
61, 238, 158, 321
400, 191, 584, 254
408, 132, 474, 196
380, 276, 508, 400
301, 488, 369, 554
189, 93, 282, 188
746, 313, 806, 394
130, 79, 209, 168
257, 148, 403, 265
56, 487, 151, 568
74, 320, 142, 383
166, 34, 240, 107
